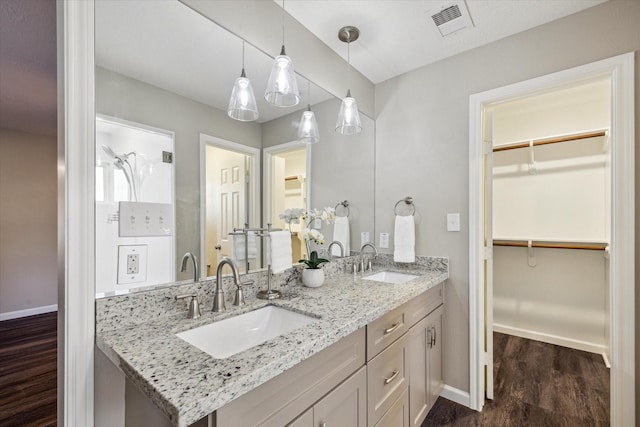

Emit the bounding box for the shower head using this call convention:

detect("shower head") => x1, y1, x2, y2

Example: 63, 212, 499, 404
102, 145, 135, 162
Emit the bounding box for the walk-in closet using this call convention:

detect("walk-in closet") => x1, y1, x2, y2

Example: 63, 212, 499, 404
489, 77, 611, 420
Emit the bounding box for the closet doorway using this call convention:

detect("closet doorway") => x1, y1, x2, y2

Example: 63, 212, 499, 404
468, 53, 634, 425
263, 142, 310, 264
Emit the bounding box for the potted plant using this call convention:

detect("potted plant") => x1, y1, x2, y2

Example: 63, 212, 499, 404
280, 207, 334, 287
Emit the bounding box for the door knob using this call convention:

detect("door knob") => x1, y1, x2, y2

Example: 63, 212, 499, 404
214, 245, 222, 250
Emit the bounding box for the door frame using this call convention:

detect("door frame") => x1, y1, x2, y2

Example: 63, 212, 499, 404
199, 134, 260, 278
468, 52, 635, 425
262, 141, 312, 227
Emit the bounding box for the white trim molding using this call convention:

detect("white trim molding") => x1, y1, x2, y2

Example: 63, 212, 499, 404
468, 52, 634, 425
493, 324, 607, 356
58, 1, 96, 426
0, 305, 58, 322
440, 385, 471, 408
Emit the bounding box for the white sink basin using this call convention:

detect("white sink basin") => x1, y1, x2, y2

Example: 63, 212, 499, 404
176, 306, 317, 359
363, 271, 419, 284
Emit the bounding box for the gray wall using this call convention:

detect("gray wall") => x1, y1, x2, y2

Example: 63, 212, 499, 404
0, 129, 57, 316
262, 98, 376, 250
374, 0, 640, 395
96, 67, 262, 280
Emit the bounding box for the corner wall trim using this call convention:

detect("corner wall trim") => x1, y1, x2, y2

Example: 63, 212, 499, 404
440, 385, 471, 408
0, 304, 58, 321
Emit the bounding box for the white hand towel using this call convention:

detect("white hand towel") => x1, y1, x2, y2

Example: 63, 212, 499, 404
394, 215, 415, 263
331, 216, 350, 257
232, 233, 257, 261
268, 230, 293, 274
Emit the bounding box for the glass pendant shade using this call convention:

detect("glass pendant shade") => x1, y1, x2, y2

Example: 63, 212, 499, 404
298, 106, 320, 144
335, 90, 362, 135
228, 69, 259, 122
264, 46, 300, 107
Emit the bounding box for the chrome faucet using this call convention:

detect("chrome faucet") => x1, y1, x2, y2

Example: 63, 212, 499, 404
180, 252, 199, 283
328, 240, 345, 257
359, 242, 378, 272
213, 257, 242, 312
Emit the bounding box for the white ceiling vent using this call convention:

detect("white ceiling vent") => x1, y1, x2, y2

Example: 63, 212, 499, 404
427, 1, 474, 37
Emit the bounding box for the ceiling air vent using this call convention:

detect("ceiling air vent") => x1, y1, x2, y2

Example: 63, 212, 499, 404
428, 1, 474, 37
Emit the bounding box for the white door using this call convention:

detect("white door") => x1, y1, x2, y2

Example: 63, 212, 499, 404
483, 111, 494, 400
206, 146, 246, 271
271, 156, 286, 228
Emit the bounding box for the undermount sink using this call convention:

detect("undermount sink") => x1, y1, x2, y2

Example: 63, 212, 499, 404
362, 271, 420, 284
176, 306, 318, 359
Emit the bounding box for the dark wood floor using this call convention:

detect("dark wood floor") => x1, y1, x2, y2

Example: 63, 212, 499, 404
0, 312, 57, 427
423, 332, 610, 426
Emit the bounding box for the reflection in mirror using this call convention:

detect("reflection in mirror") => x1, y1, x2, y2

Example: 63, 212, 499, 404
95, 0, 375, 297
95, 116, 175, 296
200, 135, 260, 276
264, 143, 310, 264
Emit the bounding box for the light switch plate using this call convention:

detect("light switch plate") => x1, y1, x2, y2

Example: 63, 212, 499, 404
119, 202, 173, 237
379, 232, 389, 249
313, 218, 322, 229
361, 232, 370, 247
117, 245, 148, 284
447, 213, 461, 232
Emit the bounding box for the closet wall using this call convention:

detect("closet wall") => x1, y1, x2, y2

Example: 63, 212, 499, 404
492, 78, 611, 356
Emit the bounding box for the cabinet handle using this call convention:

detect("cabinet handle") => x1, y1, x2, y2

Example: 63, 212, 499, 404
384, 322, 400, 334
384, 369, 399, 384
433, 325, 437, 346
320, 423, 327, 427
427, 326, 432, 348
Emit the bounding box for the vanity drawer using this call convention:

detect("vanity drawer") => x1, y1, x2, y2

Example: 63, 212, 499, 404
367, 333, 408, 426
367, 304, 409, 361
406, 283, 443, 328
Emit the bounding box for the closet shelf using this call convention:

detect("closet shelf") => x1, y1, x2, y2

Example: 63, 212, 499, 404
492, 129, 608, 152
493, 239, 608, 251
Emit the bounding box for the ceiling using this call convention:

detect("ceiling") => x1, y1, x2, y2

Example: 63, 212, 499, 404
280, 0, 607, 84
1, 0, 607, 135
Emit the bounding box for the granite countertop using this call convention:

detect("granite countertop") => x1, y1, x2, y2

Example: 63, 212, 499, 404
97, 267, 448, 427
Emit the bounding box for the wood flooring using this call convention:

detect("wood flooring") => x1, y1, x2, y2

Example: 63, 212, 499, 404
423, 332, 610, 426
0, 312, 57, 427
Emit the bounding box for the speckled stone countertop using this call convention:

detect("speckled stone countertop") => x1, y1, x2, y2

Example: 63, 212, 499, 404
97, 259, 448, 427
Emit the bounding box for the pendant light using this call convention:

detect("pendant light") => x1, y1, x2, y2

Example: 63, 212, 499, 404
264, 0, 300, 107
228, 40, 259, 121
335, 26, 362, 135
297, 80, 319, 144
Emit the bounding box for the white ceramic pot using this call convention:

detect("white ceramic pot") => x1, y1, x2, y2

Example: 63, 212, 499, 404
302, 268, 325, 288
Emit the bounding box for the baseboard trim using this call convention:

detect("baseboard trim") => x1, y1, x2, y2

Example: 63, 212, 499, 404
493, 323, 607, 355
440, 385, 471, 408
0, 304, 58, 321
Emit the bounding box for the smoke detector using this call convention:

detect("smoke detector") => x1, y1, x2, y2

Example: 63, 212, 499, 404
427, 1, 474, 37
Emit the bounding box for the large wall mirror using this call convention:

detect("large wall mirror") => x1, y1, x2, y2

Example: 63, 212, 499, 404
94, 0, 374, 297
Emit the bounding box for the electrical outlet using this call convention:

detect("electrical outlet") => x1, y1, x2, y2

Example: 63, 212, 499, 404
127, 253, 140, 274
313, 218, 322, 229
379, 232, 389, 249
361, 232, 370, 247
117, 245, 148, 284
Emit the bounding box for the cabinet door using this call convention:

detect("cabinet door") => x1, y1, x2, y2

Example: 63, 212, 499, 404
374, 388, 409, 427
408, 315, 430, 427
287, 408, 313, 427
427, 305, 444, 408
314, 366, 367, 427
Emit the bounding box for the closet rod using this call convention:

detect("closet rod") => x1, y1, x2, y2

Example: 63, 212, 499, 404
493, 240, 607, 251
492, 129, 607, 152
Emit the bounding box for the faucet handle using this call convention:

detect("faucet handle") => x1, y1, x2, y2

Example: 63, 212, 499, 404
175, 294, 201, 320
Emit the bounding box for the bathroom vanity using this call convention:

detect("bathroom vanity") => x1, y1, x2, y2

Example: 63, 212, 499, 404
96, 257, 448, 427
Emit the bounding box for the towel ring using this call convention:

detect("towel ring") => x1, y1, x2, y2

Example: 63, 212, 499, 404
394, 197, 415, 216
335, 200, 350, 217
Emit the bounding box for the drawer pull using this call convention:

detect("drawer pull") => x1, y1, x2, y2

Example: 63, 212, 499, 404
384, 369, 399, 384
384, 323, 400, 334
320, 423, 327, 427
433, 326, 437, 346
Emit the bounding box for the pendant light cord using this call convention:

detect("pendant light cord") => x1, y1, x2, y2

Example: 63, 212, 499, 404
347, 39, 351, 94
242, 40, 245, 69
282, 0, 286, 46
